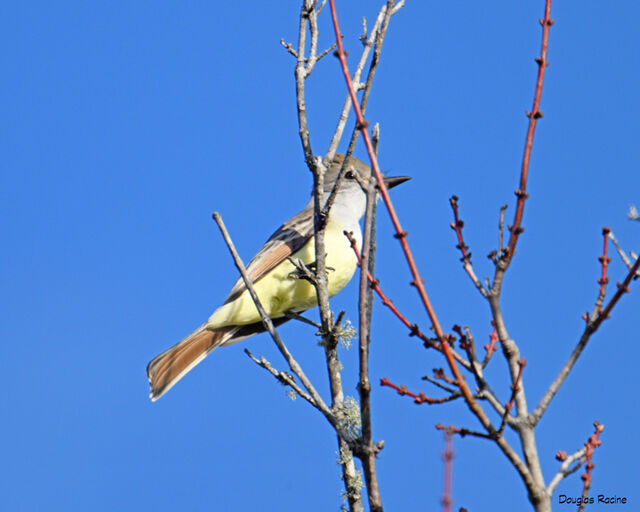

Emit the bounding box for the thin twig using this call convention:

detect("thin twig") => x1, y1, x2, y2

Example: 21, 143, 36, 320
380, 377, 457, 405
280, 39, 298, 57
547, 448, 587, 495
295, 0, 317, 169
441, 428, 454, 512
590, 227, 611, 321
577, 421, 604, 512
500, 5, 554, 267
284, 311, 322, 329
325, 5, 390, 162
531, 255, 640, 425
212, 212, 335, 425
497, 359, 527, 436
435, 424, 493, 440
608, 230, 640, 276
356, 169, 383, 500
244, 349, 316, 406
449, 195, 488, 297
498, 204, 508, 257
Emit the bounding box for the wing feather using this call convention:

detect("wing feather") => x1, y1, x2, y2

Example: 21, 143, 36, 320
224, 206, 314, 304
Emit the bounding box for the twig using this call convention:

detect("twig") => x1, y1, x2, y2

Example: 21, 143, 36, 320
422, 375, 457, 395
590, 227, 611, 321
315, 42, 338, 63
481, 325, 499, 368
500, 6, 554, 267
441, 428, 454, 512
497, 359, 526, 436
280, 39, 298, 57
449, 195, 488, 297
284, 311, 322, 329
531, 255, 640, 425
357, 162, 383, 501
380, 377, 453, 405
330, 0, 536, 491
435, 424, 493, 440
294, 0, 319, 171
245, 349, 316, 406
498, 204, 508, 257
344, 231, 474, 372
591, 252, 640, 330
322, 2, 396, 232
608, 230, 640, 276
577, 421, 604, 512
547, 448, 587, 495
325, 3, 398, 162
212, 213, 336, 422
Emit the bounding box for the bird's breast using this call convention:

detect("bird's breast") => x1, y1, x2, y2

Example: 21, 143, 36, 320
207, 219, 360, 328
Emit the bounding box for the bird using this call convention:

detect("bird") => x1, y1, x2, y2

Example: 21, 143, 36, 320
146, 153, 410, 401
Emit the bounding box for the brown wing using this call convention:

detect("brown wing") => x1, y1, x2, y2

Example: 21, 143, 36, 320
224, 205, 314, 304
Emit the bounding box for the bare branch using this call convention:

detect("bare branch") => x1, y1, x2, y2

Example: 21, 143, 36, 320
280, 38, 298, 57
244, 349, 316, 406
547, 448, 587, 495
589, 227, 611, 321
435, 424, 493, 440
449, 196, 489, 297
577, 421, 604, 512
531, 254, 640, 425
497, 359, 527, 436
498, 204, 508, 258
441, 428, 454, 512
284, 311, 322, 329
212, 212, 361, 443
608, 230, 640, 275
498, 5, 554, 270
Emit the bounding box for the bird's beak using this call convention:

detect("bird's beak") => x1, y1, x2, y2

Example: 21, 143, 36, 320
382, 175, 411, 190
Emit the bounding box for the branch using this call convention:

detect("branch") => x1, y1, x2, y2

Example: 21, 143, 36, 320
608, 230, 640, 276
344, 230, 473, 373
328, 0, 540, 493
531, 254, 640, 424
356, 146, 383, 507
435, 423, 493, 440
295, 0, 317, 169
547, 448, 586, 495
499, 6, 554, 269
590, 227, 611, 321
380, 377, 460, 405
212, 213, 360, 448
325, 2, 400, 162
441, 428, 454, 512
244, 349, 316, 406
577, 421, 604, 512
449, 195, 488, 297
497, 359, 526, 436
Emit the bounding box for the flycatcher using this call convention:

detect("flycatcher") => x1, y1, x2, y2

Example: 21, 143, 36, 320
147, 154, 409, 401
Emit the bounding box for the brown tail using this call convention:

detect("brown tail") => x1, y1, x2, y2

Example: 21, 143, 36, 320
147, 317, 291, 401
146, 324, 238, 401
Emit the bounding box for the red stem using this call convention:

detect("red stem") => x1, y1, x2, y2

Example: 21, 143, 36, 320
328, 0, 492, 425
380, 377, 433, 404
504, 0, 553, 262
498, 358, 527, 434
441, 428, 454, 512
344, 230, 440, 351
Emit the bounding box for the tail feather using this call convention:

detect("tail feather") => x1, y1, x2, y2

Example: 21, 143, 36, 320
147, 317, 291, 401
146, 324, 237, 401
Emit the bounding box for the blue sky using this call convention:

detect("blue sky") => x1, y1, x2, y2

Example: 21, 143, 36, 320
2, 1, 639, 510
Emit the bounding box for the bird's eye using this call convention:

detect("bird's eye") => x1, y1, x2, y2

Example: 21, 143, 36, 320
345, 170, 355, 179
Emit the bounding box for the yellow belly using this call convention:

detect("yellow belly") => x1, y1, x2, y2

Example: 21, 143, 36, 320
207, 220, 358, 328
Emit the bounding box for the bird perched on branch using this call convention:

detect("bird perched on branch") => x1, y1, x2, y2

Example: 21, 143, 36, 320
147, 154, 409, 400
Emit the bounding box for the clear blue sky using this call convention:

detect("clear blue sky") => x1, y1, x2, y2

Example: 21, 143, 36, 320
2, 2, 639, 510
